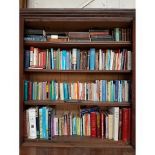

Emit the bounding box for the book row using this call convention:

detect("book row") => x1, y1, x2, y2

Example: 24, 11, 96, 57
24, 80, 130, 102
25, 47, 132, 70
24, 28, 131, 42
25, 107, 131, 143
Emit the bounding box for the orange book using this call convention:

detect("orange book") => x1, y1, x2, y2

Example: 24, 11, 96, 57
74, 82, 78, 100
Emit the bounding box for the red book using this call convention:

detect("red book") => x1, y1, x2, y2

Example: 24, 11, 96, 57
90, 112, 97, 137
28, 81, 32, 100
43, 52, 46, 68
128, 108, 131, 143
122, 108, 130, 143
100, 112, 104, 139
96, 112, 101, 138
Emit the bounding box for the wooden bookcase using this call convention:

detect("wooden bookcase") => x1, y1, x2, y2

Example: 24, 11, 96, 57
20, 9, 135, 155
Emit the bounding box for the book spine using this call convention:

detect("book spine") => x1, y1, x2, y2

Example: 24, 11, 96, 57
89, 48, 95, 70
24, 80, 28, 101
90, 112, 96, 137
122, 108, 129, 143
28, 108, 37, 139
108, 114, 113, 139
72, 48, 77, 70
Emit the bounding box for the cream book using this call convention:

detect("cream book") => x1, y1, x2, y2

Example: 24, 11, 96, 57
109, 107, 119, 141
28, 108, 37, 139
108, 114, 113, 140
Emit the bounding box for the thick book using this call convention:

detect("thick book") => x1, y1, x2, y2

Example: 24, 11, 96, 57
27, 108, 37, 139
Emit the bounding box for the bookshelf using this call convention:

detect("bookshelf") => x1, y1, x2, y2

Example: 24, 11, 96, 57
20, 9, 135, 155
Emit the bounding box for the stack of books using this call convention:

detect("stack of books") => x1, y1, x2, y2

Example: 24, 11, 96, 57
89, 29, 113, 41
24, 29, 46, 41
25, 47, 132, 70
25, 107, 131, 144
24, 80, 130, 102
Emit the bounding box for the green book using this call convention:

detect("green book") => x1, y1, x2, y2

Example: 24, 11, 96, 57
115, 28, 120, 41
24, 80, 28, 101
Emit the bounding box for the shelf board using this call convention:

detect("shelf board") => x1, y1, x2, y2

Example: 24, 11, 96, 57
24, 41, 132, 48
25, 69, 132, 74
24, 100, 130, 107
22, 136, 132, 149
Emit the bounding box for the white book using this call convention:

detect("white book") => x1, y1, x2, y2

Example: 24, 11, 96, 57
55, 83, 58, 100
105, 115, 108, 139
30, 48, 34, 66
84, 83, 87, 101
110, 50, 114, 70
99, 49, 103, 70
72, 48, 77, 70
54, 117, 58, 136
100, 80, 102, 101
128, 51, 132, 70
33, 48, 38, 66
109, 107, 119, 141
108, 114, 113, 140
60, 83, 64, 100
28, 108, 37, 139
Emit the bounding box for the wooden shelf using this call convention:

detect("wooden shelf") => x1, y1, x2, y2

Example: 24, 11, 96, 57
22, 136, 133, 149
24, 41, 132, 48
25, 69, 132, 74
24, 100, 131, 107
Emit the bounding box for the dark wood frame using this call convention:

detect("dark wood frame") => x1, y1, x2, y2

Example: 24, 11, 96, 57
20, 9, 135, 154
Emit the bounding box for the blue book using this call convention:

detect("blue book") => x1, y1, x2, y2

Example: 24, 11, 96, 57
108, 49, 111, 70
24, 80, 28, 101
51, 81, 55, 100
102, 80, 106, 102
111, 81, 114, 102
72, 116, 77, 135
115, 80, 118, 102
66, 52, 70, 70
24, 50, 30, 69
118, 81, 122, 102
62, 50, 67, 70
51, 48, 54, 69
76, 49, 80, 70
63, 83, 69, 100
42, 107, 47, 139
32, 82, 35, 100
89, 48, 96, 70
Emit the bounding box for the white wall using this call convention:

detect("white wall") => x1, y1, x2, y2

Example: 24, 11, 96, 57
27, 0, 135, 8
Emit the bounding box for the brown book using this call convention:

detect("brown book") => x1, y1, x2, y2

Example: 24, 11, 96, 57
96, 112, 101, 138
80, 52, 83, 70
68, 32, 90, 39
47, 38, 68, 42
